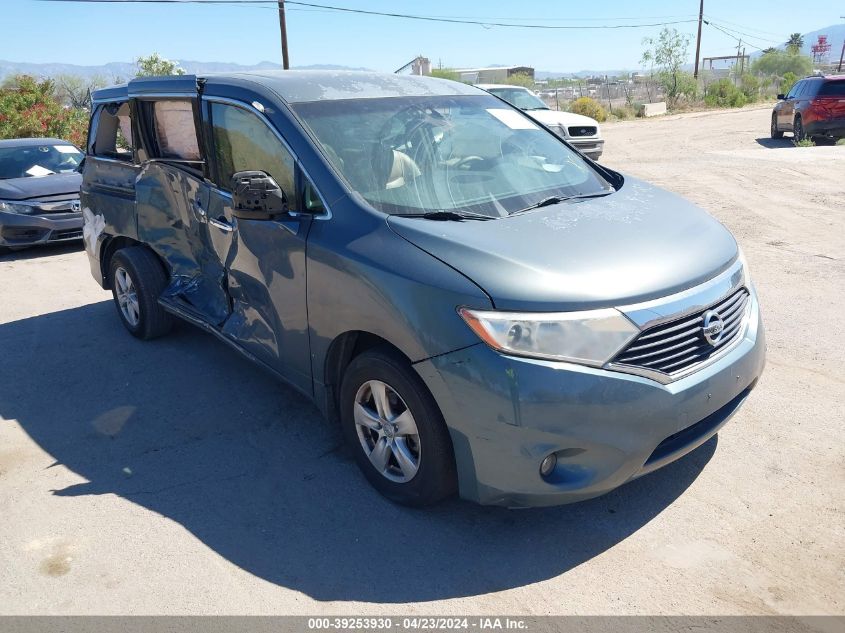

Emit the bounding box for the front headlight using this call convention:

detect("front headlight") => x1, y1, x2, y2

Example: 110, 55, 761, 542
458, 307, 639, 366
737, 246, 752, 288
549, 124, 567, 138
0, 200, 38, 215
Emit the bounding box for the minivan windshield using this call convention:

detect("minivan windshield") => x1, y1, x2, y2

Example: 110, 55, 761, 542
0, 144, 83, 180
293, 95, 612, 218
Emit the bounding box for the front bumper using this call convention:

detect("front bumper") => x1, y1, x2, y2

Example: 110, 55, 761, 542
414, 290, 765, 507
570, 138, 604, 160
0, 210, 83, 247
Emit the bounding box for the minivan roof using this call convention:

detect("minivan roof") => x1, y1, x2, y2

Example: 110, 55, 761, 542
92, 70, 483, 104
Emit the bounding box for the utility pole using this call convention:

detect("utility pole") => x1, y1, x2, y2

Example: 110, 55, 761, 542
735, 38, 742, 85
839, 17, 845, 72
278, 1, 290, 70
693, 0, 704, 79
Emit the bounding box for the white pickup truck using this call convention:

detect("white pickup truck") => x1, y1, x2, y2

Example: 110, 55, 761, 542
476, 84, 605, 160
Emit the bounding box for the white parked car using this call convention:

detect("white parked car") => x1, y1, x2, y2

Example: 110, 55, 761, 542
476, 84, 604, 160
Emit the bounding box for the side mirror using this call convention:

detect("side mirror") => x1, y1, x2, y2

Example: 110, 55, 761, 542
777, 93, 786, 100
230, 170, 287, 220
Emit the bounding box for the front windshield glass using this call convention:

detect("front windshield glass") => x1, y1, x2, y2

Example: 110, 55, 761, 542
0, 144, 83, 180
487, 88, 549, 110
293, 95, 611, 218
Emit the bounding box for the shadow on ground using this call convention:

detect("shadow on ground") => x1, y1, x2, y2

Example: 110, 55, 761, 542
0, 302, 716, 603
0, 241, 83, 261
755, 136, 839, 148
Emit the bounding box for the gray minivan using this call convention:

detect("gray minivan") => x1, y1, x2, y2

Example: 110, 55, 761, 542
82, 71, 765, 507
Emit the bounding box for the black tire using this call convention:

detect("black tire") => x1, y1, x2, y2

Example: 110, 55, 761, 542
339, 347, 457, 506
793, 115, 805, 142
109, 246, 173, 340
771, 113, 784, 139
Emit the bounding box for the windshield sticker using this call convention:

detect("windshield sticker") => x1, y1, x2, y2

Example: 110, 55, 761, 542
25, 165, 54, 177
486, 108, 539, 130
55, 145, 79, 154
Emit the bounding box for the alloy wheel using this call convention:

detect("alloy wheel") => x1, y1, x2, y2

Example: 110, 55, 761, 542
353, 379, 421, 483
114, 266, 140, 327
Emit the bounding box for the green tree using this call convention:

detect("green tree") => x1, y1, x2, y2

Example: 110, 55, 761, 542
429, 68, 460, 81
54, 74, 107, 109
135, 53, 186, 77
0, 75, 89, 147
780, 71, 798, 95
751, 50, 812, 78
502, 73, 536, 88
640, 28, 692, 108
762, 47, 777, 55
786, 33, 804, 54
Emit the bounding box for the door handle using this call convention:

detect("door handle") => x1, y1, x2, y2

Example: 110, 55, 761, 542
192, 198, 206, 218
209, 217, 234, 233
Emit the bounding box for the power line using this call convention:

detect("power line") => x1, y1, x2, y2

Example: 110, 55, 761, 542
34, 0, 700, 30
704, 19, 784, 48
704, 20, 767, 52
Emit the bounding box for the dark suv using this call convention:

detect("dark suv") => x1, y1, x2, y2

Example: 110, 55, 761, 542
771, 74, 845, 141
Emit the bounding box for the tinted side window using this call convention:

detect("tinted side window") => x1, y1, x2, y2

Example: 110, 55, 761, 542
210, 102, 295, 201
152, 100, 201, 160
819, 81, 845, 96
786, 81, 803, 99
92, 101, 133, 161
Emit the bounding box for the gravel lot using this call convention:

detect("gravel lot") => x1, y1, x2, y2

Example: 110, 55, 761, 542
1, 105, 842, 616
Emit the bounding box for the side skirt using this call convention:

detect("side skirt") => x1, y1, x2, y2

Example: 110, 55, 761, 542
158, 297, 314, 402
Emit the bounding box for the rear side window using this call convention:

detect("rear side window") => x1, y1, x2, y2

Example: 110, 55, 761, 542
818, 81, 845, 97
210, 102, 295, 200
152, 101, 201, 160
91, 102, 133, 160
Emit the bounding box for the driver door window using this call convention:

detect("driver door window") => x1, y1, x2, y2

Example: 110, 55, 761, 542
210, 102, 295, 204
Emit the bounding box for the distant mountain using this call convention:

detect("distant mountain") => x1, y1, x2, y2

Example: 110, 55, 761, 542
0, 59, 373, 82
535, 69, 635, 80
749, 24, 845, 62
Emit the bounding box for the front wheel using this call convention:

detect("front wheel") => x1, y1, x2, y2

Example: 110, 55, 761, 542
340, 348, 457, 506
771, 113, 783, 139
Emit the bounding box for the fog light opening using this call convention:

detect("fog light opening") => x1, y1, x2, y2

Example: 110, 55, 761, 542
540, 453, 557, 478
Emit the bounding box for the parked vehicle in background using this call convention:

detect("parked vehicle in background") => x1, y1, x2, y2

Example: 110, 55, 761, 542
771, 75, 845, 141
476, 83, 605, 160
82, 71, 764, 508
0, 138, 83, 250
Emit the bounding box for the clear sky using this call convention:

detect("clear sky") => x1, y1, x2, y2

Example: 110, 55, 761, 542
2, 0, 842, 72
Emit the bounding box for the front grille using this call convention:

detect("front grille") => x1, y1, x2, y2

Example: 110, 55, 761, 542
613, 288, 750, 376
568, 126, 597, 137
50, 229, 83, 241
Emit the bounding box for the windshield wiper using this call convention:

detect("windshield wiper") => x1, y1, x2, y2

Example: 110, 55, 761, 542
510, 191, 614, 216
400, 210, 495, 221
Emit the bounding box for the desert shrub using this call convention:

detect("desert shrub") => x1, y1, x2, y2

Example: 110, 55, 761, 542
568, 97, 607, 122
794, 137, 815, 147
0, 75, 89, 147
740, 74, 761, 102
704, 78, 748, 108
610, 105, 636, 120
780, 72, 798, 96
502, 73, 536, 88
837, 138, 845, 146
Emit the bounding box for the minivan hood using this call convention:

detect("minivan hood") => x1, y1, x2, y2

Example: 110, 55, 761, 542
387, 177, 738, 311
0, 173, 81, 201
528, 109, 599, 129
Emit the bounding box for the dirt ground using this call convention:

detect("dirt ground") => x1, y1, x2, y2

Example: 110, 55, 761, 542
0, 105, 842, 616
